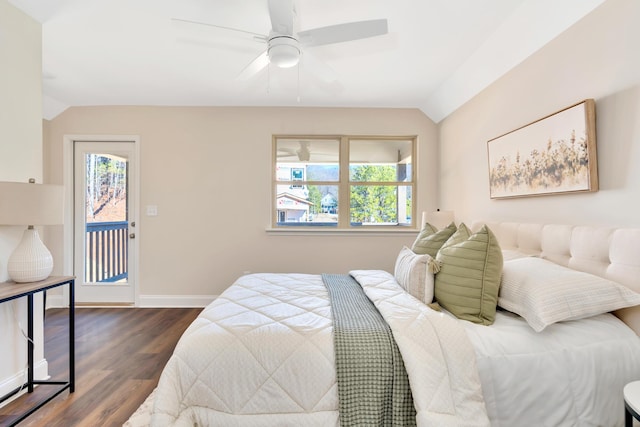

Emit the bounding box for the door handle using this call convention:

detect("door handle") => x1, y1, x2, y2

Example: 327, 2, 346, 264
129, 233, 136, 239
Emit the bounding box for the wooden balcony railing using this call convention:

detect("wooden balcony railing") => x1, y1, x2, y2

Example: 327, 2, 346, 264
85, 221, 128, 283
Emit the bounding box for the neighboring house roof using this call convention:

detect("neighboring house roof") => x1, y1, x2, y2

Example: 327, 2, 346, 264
276, 192, 315, 208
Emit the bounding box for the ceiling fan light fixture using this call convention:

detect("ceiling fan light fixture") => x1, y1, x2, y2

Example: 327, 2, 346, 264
297, 146, 310, 161
268, 36, 300, 68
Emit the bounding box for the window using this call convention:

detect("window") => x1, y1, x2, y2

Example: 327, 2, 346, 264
273, 135, 416, 229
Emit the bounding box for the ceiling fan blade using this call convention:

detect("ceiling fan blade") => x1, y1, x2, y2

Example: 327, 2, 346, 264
298, 19, 388, 47
268, 0, 295, 35
171, 18, 268, 42
236, 50, 270, 80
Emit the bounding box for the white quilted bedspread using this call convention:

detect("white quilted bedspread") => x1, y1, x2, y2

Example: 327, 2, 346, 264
150, 271, 488, 426
352, 270, 489, 427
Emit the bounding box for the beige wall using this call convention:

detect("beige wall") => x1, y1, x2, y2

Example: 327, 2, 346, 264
438, 0, 640, 227
44, 106, 437, 300
0, 0, 46, 399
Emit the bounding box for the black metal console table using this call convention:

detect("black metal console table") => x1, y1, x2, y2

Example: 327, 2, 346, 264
0, 276, 75, 426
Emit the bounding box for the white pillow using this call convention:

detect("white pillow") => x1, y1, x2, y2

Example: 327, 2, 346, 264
499, 257, 640, 332
394, 246, 435, 304
501, 249, 531, 261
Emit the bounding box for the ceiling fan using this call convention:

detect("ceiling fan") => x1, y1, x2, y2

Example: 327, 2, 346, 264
277, 141, 312, 161
277, 140, 341, 162
172, 0, 388, 81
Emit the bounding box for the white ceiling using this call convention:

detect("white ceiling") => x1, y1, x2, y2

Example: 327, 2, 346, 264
9, 0, 605, 122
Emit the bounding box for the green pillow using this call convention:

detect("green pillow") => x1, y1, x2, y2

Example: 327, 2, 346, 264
411, 222, 457, 258
441, 222, 471, 248
434, 224, 503, 325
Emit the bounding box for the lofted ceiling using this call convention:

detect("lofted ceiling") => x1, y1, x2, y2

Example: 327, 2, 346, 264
9, 0, 605, 122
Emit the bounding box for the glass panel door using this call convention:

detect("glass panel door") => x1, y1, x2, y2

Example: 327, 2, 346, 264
74, 141, 137, 304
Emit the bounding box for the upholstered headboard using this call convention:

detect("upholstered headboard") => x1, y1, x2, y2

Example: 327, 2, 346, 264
471, 221, 640, 335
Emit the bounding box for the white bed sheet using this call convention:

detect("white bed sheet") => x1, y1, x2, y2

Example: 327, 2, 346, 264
463, 309, 640, 427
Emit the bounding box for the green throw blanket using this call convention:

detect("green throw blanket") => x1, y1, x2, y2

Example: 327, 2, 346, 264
322, 274, 416, 427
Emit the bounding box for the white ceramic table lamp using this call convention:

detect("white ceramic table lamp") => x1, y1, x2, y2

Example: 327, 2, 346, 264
0, 180, 64, 282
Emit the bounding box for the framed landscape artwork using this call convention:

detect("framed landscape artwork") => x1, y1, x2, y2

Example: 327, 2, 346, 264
487, 99, 598, 199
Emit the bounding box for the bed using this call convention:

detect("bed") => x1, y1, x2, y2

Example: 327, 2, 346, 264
150, 222, 640, 427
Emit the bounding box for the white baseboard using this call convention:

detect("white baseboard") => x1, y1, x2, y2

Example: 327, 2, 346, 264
45, 294, 216, 308
138, 295, 216, 308
0, 359, 49, 408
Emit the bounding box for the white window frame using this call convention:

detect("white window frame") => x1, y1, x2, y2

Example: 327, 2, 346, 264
272, 134, 417, 231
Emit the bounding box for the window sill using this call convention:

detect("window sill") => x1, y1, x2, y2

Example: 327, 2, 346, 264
265, 227, 419, 236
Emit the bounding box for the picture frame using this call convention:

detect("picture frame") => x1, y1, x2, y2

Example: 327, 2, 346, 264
487, 99, 597, 199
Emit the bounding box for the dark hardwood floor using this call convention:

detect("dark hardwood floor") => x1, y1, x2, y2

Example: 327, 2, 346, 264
0, 307, 201, 427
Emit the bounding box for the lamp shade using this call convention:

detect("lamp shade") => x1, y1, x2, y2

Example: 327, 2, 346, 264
421, 210, 455, 230
0, 181, 64, 225
0, 181, 64, 282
